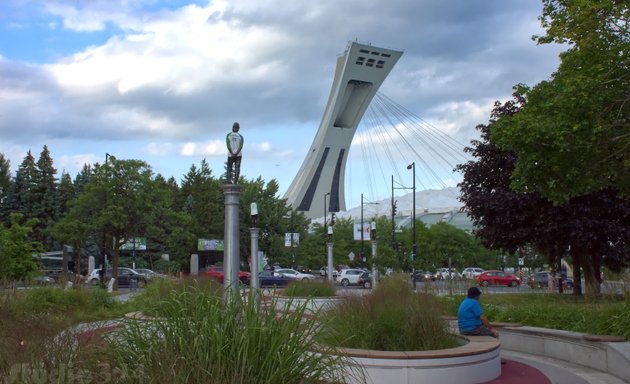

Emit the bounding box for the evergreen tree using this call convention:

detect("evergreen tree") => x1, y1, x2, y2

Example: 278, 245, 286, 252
32, 145, 58, 249
6, 150, 37, 218
0, 153, 12, 224
57, 172, 76, 217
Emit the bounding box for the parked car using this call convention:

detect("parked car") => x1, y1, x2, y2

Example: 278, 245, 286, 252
410, 270, 436, 281
476, 270, 520, 287
275, 268, 315, 280
462, 267, 485, 279
87, 267, 148, 287
319, 267, 338, 278
358, 271, 373, 288
527, 271, 574, 290
436, 268, 462, 279
134, 268, 167, 280
206, 265, 251, 285
258, 271, 291, 287
336, 269, 365, 286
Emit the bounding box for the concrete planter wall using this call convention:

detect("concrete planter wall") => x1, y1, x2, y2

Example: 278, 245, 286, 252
329, 336, 501, 384
275, 295, 345, 314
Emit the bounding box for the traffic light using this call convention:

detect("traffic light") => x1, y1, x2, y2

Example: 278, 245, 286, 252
392, 200, 398, 216
330, 213, 336, 226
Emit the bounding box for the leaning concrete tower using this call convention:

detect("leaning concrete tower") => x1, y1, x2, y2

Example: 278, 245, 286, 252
284, 41, 403, 219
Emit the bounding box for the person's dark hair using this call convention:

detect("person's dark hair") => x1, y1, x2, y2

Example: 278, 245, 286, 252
467, 287, 482, 298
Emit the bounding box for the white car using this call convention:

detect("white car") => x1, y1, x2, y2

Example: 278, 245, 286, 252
319, 266, 338, 278
275, 268, 315, 280
462, 267, 484, 279
336, 269, 365, 286
436, 268, 462, 279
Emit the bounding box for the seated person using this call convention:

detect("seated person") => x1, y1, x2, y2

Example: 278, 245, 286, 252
458, 287, 498, 338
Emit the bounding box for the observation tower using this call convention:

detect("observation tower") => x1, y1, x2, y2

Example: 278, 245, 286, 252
284, 41, 403, 219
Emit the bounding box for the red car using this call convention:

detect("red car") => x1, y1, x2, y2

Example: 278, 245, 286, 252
476, 270, 520, 287
206, 265, 251, 285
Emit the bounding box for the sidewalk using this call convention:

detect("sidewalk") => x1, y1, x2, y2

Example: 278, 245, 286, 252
487, 350, 629, 384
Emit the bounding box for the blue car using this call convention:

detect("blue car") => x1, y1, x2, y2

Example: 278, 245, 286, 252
258, 271, 291, 287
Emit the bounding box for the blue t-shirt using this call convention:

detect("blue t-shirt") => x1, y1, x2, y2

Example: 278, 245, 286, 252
457, 297, 483, 332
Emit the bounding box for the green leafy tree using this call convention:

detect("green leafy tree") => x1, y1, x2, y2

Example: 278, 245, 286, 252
0, 213, 42, 287
492, 0, 629, 202
64, 157, 170, 289
458, 95, 630, 296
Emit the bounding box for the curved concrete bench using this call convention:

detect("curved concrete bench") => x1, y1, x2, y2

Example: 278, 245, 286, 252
328, 336, 501, 384
498, 325, 629, 382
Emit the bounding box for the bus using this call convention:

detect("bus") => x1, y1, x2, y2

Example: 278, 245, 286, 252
33, 250, 74, 281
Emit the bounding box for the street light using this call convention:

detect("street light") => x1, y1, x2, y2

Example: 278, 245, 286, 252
406, 162, 416, 262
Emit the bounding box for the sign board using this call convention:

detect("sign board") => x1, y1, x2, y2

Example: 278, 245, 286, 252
120, 237, 147, 251
518, 257, 524, 266
353, 223, 372, 241
197, 239, 224, 251
284, 233, 299, 247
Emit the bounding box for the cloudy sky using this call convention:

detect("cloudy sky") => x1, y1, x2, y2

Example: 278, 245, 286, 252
0, 0, 564, 209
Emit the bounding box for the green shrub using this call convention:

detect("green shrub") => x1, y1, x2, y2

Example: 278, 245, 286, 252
108, 286, 361, 384
283, 279, 336, 297
318, 276, 462, 351
130, 275, 222, 316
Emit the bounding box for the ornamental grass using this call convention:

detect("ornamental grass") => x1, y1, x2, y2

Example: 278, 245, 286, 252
107, 284, 361, 384
317, 275, 463, 351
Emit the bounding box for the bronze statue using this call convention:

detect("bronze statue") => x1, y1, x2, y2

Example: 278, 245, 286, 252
226, 122, 243, 184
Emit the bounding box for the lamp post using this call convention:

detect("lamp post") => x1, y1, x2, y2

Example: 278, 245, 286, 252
407, 162, 416, 289
324, 192, 330, 267
101, 153, 111, 284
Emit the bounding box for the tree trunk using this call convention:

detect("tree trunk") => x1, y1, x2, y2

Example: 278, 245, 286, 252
573, 245, 600, 297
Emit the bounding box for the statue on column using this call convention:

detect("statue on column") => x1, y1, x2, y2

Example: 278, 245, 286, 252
226, 122, 243, 184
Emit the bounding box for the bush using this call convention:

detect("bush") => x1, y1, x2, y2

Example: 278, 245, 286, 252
282, 279, 336, 297
318, 276, 462, 351
130, 275, 223, 316
108, 286, 361, 384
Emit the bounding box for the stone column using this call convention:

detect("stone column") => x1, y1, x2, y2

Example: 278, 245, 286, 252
250, 228, 260, 289
222, 184, 243, 300
190, 254, 199, 275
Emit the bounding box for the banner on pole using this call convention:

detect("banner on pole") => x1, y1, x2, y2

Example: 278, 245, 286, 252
284, 233, 300, 247
353, 223, 372, 241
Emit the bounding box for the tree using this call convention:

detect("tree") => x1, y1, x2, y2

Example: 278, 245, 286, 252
32, 145, 58, 249
492, 0, 629, 202
6, 150, 37, 220
0, 153, 12, 224
458, 95, 630, 296
0, 213, 42, 288
64, 157, 168, 289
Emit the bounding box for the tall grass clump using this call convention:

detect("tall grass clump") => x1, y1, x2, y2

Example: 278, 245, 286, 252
318, 276, 462, 351
0, 288, 121, 382
439, 293, 630, 339
107, 286, 362, 384
283, 278, 336, 297
129, 275, 222, 316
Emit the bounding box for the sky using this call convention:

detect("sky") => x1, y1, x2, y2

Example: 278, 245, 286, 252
0, 0, 565, 210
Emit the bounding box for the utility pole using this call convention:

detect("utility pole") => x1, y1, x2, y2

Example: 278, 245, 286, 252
407, 162, 417, 289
